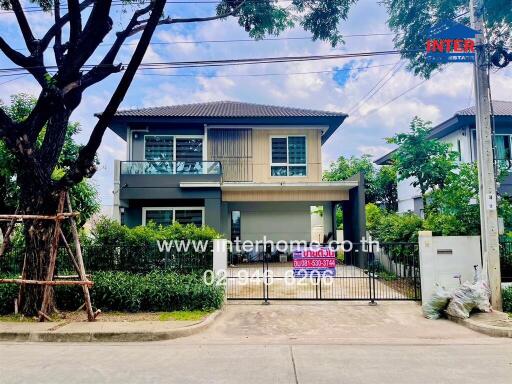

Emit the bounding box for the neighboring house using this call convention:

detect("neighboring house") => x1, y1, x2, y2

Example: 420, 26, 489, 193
375, 100, 512, 215
106, 101, 366, 246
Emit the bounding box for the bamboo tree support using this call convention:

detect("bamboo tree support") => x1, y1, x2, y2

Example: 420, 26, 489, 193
66, 193, 95, 322
39, 192, 67, 321
0, 192, 96, 322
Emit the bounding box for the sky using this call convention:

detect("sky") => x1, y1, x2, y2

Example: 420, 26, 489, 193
1, 1, 511, 209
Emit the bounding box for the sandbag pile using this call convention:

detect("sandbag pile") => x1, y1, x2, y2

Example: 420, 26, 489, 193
422, 279, 491, 319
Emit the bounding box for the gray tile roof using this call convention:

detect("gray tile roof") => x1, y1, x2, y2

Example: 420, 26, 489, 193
112, 101, 347, 118
456, 100, 512, 116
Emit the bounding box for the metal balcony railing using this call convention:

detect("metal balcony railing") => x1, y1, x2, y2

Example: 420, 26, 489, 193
120, 161, 222, 175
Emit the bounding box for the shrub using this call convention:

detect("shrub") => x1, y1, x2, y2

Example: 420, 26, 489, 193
503, 286, 512, 313
0, 278, 18, 315
366, 204, 423, 243
56, 271, 223, 313
1, 271, 224, 314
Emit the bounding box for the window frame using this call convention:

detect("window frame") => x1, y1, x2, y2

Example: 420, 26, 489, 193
143, 135, 206, 160
269, 135, 307, 177
142, 207, 205, 227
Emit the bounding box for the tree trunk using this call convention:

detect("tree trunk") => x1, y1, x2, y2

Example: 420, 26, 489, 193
17, 184, 60, 316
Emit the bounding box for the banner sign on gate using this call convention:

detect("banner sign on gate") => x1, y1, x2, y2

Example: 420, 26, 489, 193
293, 247, 336, 277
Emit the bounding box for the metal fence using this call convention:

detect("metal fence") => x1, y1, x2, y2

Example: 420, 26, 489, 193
499, 240, 512, 282
0, 244, 213, 275
226, 242, 421, 302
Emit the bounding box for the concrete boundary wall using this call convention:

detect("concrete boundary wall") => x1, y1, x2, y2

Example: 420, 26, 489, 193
419, 231, 482, 303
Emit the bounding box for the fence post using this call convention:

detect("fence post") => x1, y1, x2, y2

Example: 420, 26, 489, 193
418, 231, 434, 304
213, 239, 228, 275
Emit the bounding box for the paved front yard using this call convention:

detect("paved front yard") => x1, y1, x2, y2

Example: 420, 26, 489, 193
227, 263, 412, 300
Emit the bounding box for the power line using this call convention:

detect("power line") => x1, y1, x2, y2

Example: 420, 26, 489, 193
346, 60, 403, 115
10, 32, 395, 52
137, 62, 397, 78
349, 74, 440, 123
0, 0, 295, 15
0, 49, 405, 77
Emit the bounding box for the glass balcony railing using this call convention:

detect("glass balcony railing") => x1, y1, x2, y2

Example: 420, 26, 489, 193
120, 161, 222, 175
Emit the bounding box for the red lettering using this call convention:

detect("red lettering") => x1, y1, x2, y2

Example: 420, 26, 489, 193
464, 39, 475, 52
444, 39, 453, 51
453, 39, 463, 52
432, 40, 444, 52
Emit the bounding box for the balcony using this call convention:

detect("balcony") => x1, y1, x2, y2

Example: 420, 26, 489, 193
120, 161, 222, 176
118, 161, 222, 200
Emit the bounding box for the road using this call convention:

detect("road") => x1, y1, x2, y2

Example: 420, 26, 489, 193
1, 302, 511, 384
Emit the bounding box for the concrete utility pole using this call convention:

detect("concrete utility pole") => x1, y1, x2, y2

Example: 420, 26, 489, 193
469, 0, 502, 310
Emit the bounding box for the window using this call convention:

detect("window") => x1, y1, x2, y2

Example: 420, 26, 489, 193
495, 135, 512, 161
145, 136, 174, 161
145, 210, 173, 226
231, 211, 241, 242
175, 138, 203, 174
271, 136, 307, 176
144, 135, 204, 162
457, 139, 462, 162
143, 208, 204, 227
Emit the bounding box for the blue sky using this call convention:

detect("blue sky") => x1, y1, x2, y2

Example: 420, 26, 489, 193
1, 1, 511, 210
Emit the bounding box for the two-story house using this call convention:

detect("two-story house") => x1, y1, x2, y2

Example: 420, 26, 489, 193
107, 101, 365, 246
375, 100, 512, 215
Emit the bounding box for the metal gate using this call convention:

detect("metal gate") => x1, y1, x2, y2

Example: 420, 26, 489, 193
226, 243, 421, 302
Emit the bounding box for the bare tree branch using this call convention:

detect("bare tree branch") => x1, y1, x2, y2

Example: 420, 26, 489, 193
64, 0, 113, 74
53, 0, 64, 67
129, 1, 246, 36
62, 2, 153, 95
9, 0, 37, 53
0, 38, 47, 86
40, 0, 95, 52
58, 0, 168, 187
67, 0, 82, 46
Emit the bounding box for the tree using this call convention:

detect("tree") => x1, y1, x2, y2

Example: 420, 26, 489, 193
0, 1, 366, 315
323, 155, 378, 203
384, 0, 512, 77
375, 165, 398, 211
387, 117, 458, 211
0, 93, 100, 243
424, 162, 512, 236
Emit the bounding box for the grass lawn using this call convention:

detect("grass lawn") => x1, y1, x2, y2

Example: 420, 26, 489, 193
158, 310, 213, 321
0, 310, 214, 322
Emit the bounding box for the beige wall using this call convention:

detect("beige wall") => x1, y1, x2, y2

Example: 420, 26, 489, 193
223, 189, 348, 202
252, 128, 322, 183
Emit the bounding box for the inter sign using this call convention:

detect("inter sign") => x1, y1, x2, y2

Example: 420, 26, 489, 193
426, 20, 479, 63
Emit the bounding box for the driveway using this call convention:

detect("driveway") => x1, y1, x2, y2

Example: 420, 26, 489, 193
182, 301, 497, 345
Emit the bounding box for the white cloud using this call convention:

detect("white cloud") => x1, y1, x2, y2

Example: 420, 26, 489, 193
357, 145, 393, 158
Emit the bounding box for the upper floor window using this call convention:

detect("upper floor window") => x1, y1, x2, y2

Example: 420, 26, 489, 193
271, 136, 307, 177
143, 135, 204, 174
145, 135, 174, 161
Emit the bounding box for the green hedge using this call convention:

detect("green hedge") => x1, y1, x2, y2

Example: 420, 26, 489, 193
503, 286, 512, 313
0, 271, 224, 315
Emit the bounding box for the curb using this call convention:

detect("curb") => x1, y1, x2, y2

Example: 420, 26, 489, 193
447, 314, 512, 338
0, 309, 222, 343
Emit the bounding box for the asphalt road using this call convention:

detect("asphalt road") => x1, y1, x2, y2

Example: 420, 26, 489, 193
1, 302, 512, 384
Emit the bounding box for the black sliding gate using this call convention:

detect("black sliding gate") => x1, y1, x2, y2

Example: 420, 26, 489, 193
226, 243, 421, 302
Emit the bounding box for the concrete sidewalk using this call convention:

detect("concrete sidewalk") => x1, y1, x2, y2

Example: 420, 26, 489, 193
448, 311, 512, 338
0, 310, 221, 342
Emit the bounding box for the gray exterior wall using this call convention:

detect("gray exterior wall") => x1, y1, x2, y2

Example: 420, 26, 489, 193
224, 202, 312, 242
129, 125, 204, 160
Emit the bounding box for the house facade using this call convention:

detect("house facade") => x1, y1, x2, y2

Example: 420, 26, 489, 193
108, 101, 366, 245
375, 101, 512, 215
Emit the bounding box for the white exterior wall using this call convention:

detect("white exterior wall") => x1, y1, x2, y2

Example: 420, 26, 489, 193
396, 127, 471, 213
418, 231, 482, 303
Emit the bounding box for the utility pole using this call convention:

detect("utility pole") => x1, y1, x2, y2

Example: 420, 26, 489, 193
470, 0, 502, 310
